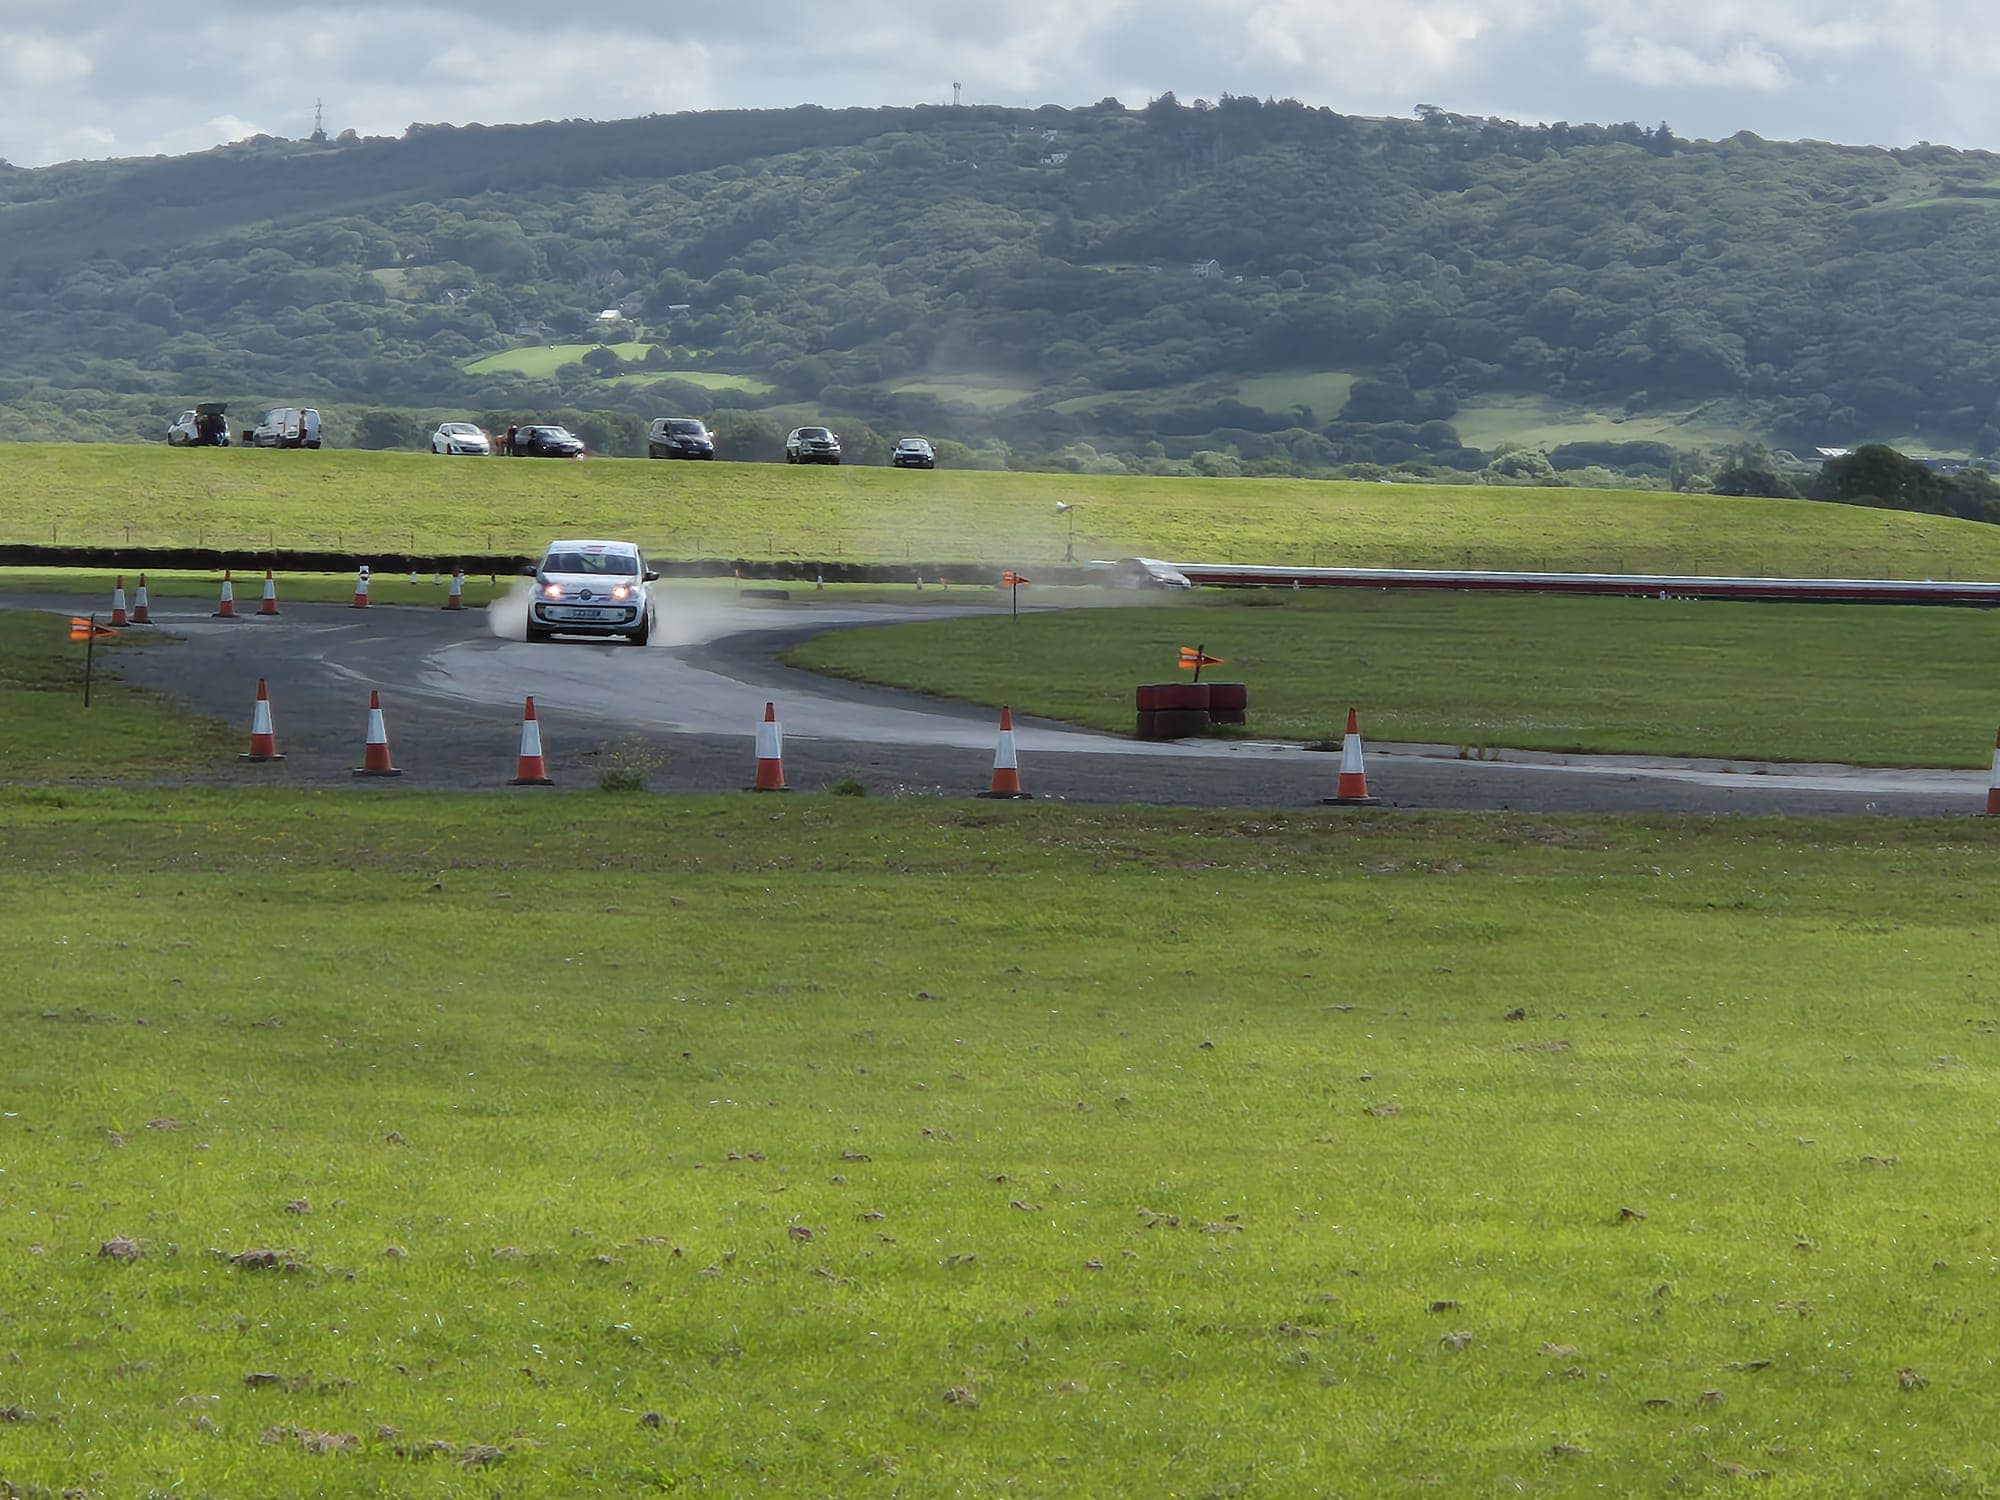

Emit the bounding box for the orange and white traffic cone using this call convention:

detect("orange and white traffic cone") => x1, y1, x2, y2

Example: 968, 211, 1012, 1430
442, 569, 465, 610
351, 565, 371, 609
977, 705, 1031, 799
239, 678, 284, 762
1986, 728, 2000, 815
130, 574, 151, 624
353, 690, 402, 777
1323, 707, 1381, 807
509, 696, 554, 786
750, 701, 787, 791
212, 568, 239, 619
109, 576, 129, 626
256, 568, 280, 616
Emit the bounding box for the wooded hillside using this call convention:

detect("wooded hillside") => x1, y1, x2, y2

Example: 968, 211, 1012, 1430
5, 97, 1999, 478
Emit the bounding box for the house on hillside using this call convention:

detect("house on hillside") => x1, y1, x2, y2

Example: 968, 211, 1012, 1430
1191, 258, 1222, 279
1041, 150, 1070, 166
438, 287, 473, 306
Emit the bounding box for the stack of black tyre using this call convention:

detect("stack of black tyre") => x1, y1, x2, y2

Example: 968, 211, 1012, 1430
1135, 682, 1249, 740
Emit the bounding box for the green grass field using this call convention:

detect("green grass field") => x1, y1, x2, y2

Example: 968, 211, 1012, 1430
0, 568, 516, 608
789, 589, 2000, 766
7, 443, 1999, 578
1447, 396, 1758, 453
5, 794, 2000, 1493
463, 342, 657, 377
0, 611, 232, 774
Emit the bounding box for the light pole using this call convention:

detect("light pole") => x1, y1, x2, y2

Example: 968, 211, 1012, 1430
1055, 500, 1075, 562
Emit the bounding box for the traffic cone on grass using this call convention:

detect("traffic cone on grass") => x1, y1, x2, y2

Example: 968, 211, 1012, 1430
130, 574, 151, 624
509, 697, 554, 786
442, 570, 465, 610
1322, 707, 1381, 807
351, 565, 371, 609
239, 678, 284, 762
1985, 728, 2000, 815
212, 569, 239, 619
256, 569, 280, 616
109, 576, 129, 626
750, 701, 787, 791
977, 706, 1031, 799
353, 691, 402, 777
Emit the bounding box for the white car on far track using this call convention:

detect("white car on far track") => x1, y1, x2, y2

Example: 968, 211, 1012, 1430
431, 422, 492, 455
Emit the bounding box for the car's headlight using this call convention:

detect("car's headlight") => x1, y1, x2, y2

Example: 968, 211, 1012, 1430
612, 584, 631, 600
543, 583, 562, 598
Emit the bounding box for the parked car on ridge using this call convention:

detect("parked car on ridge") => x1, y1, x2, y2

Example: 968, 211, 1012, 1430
511, 424, 587, 458
167, 403, 230, 446
245, 407, 322, 448
431, 421, 491, 455
784, 426, 841, 464
891, 436, 936, 469
647, 417, 715, 459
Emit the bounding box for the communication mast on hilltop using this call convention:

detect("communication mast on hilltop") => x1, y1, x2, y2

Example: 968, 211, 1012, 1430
952, 81, 962, 108
310, 99, 326, 144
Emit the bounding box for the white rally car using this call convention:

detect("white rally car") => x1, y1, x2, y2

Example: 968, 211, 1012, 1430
526, 539, 658, 645
431, 421, 492, 455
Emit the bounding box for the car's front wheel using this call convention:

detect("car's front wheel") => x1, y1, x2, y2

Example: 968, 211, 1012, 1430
525, 623, 551, 644
630, 613, 652, 647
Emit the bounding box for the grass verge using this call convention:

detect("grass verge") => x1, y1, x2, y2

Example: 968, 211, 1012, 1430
787, 588, 2000, 766
0, 611, 232, 774
6, 443, 1999, 578
3, 795, 2000, 1493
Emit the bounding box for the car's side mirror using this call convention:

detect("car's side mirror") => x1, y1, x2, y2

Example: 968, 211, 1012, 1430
643, 569, 660, 582
520, 565, 538, 578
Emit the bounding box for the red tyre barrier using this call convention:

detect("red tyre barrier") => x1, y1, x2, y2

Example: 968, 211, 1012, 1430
1209, 708, 1247, 726
1152, 683, 1211, 712
1136, 684, 1168, 712
1206, 683, 1247, 712
1139, 708, 1211, 741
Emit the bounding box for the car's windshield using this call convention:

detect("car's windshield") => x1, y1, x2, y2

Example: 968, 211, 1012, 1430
800, 427, 831, 439
443, 423, 478, 436
538, 427, 576, 440
542, 550, 639, 576
666, 420, 705, 435
900, 439, 928, 448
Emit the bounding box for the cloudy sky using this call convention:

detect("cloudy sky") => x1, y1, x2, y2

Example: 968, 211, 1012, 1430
3, 1, 1996, 168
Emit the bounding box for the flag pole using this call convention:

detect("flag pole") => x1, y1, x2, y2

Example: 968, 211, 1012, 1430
84, 612, 96, 708
1194, 642, 1204, 684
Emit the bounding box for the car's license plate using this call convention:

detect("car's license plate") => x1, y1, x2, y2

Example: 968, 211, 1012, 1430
550, 606, 614, 622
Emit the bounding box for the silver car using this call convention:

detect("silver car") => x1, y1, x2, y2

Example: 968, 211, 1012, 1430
431, 422, 491, 455
527, 539, 658, 645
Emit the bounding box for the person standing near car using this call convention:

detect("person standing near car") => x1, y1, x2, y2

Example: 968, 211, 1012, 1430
504, 423, 518, 457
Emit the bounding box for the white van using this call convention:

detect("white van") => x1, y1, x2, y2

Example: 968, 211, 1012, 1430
246, 407, 323, 449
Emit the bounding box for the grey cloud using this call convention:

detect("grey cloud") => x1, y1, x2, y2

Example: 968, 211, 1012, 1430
5, 0, 2000, 167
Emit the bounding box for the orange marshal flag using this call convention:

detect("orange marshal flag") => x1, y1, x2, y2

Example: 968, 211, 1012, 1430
69, 617, 118, 641
1178, 646, 1225, 670
1000, 571, 1030, 587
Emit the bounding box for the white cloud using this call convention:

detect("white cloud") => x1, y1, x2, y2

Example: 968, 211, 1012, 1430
0, 32, 93, 87
1583, 34, 1791, 90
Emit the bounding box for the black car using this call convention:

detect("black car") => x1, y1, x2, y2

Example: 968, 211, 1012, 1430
891, 437, 936, 469
511, 425, 587, 458
784, 426, 842, 464
648, 417, 715, 459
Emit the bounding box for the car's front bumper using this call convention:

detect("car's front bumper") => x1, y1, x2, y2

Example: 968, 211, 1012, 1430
532, 601, 642, 634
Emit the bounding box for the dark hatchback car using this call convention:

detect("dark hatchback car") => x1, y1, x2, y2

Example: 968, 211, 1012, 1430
784, 426, 842, 464
891, 437, 936, 469
512, 425, 587, 458
648, 417, 715, 459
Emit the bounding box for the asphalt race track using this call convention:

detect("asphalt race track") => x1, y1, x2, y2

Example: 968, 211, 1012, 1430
6, 590, 1985, 814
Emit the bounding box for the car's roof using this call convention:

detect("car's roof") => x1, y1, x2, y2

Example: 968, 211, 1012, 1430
898, 436, 931, 444
545, 539, 640, 552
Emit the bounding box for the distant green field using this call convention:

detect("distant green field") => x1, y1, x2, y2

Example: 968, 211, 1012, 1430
605, 369, 775, 396
7, 443, 2000, 578
1050, 368, 1358, 422
463, 341, 658, 378
790, 588, 2000, 767
10, 795, 2000, 1492
1449, 396, 1756, 453
887, 374, 1040, 411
